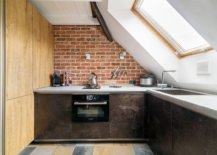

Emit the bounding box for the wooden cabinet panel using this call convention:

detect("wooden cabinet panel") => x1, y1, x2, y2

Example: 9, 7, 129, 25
110, 94, 145, 138
32, 7, 41, 89
0, 0, 2, 106
172, 105, 217, 155
147, 95, 172, 155
5, 0, 54, 154
6, 0, 33, 99
32, 7, 53, 89
6, 95, 34, 155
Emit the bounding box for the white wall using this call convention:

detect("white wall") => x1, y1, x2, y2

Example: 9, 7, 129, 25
179, 51, 217, 93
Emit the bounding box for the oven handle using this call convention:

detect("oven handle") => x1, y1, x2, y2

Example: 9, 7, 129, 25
74, 101, 107, 105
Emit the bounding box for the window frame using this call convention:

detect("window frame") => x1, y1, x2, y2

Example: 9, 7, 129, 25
131, 0, 213, 58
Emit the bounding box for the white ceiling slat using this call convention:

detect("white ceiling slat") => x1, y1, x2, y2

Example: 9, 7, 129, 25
48, 15, 99, 25
29, 0, 100, 25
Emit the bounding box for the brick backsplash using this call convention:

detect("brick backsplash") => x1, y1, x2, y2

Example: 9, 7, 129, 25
54, 25, 147, 85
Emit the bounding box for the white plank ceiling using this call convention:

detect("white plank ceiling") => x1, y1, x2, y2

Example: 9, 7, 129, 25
29, 0, 102, 25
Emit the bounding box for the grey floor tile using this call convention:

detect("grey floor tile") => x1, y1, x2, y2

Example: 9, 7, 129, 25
30, 146, 56, 155
133, 144, 154, 155
73, 145, 93, 155
18, 146, 36, 155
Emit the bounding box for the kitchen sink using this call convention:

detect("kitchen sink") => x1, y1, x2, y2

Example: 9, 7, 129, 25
156, 89, 205, 95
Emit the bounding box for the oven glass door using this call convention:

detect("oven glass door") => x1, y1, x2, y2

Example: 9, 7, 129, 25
78, 105, 105, 117
73, 104, 109, 122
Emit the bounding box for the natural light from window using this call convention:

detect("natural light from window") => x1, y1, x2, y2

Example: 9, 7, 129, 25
134, 0, 212, 56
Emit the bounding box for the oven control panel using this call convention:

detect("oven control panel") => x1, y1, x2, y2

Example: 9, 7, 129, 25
73, 94, 109, 102
86, 95, 94, 101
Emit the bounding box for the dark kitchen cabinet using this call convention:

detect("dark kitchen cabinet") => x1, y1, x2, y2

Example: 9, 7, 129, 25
172, 105, 217, 155
147, 94, 173, 155
35, 93, 146, 140
34, 94, 110, 139
109, 94, 145, 138
147, 94, 217, 155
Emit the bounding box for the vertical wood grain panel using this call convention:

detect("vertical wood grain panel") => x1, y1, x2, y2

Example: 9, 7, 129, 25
5, 95, 34, 155
32, 7, 53, 89
6, 0, 33, 100
0, 0, 4, 153
5, 0, 54, 155
0, 0, 2, 103
32, 7, 41, 89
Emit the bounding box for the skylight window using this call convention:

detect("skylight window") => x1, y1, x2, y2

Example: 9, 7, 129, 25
134, 0, 212, 56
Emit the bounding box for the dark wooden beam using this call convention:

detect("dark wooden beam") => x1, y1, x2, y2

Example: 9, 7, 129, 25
90, 2, 113, 42
90, 3, 97, 18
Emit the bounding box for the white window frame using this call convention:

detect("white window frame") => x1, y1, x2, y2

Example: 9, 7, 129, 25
133, 0, 212, 57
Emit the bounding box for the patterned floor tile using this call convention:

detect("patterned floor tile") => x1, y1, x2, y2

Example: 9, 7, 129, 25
133, 144, 154, 155
93, 145, 114, 155
53, 144, 75, 155
30, 146, 57, 155
113, 144, 135, 155
18, 146, 36, 155
21, 143, 154, 155
93, 143, 114, 147
73, 145, 93, 155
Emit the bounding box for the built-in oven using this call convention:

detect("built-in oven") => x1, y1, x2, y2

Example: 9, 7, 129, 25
72, 94, 109, 122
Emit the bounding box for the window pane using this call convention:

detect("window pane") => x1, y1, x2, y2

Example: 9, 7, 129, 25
136, 0, 210, 54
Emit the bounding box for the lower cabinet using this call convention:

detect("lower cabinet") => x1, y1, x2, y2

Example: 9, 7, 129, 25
35, 94, 110, 139
147, 94, 217, 155
147, 95, 172, 155
172, 105, 217, 155
34, 93, 146, 140
110, 94, 145, 138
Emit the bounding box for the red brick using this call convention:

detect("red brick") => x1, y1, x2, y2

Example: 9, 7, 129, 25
54, 25, 146, 85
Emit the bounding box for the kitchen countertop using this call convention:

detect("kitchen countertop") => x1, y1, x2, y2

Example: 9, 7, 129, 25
33, 85, 157, 94
34, 85, 217, 120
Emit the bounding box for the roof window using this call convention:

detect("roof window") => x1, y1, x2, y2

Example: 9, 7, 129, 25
133, 0, 212, 57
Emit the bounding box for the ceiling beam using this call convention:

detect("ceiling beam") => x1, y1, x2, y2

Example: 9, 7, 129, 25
90, 2, 113, 42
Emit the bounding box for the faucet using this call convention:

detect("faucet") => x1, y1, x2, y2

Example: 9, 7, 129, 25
161, 70, 176, 88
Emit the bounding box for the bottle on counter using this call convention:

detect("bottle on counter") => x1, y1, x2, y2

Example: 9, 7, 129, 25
52, 71, 61, 87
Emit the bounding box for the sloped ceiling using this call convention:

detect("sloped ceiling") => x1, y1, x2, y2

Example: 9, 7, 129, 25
29, 0, 101, 25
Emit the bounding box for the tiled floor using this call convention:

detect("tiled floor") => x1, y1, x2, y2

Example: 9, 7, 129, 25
19, 143, 154, 155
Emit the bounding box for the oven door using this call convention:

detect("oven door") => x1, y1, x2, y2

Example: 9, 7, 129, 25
72, 101, 109, 122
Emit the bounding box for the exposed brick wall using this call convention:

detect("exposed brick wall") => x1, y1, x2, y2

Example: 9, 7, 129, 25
54, 25, 147, 85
